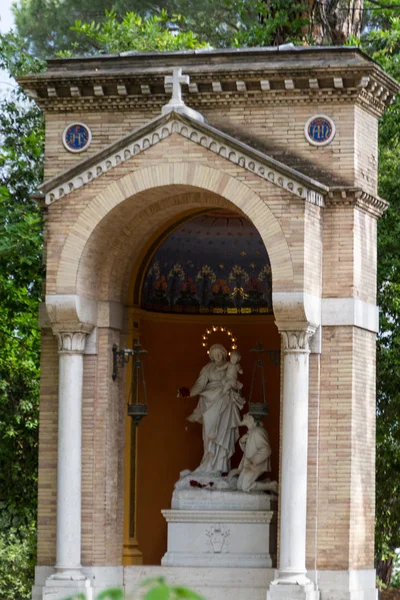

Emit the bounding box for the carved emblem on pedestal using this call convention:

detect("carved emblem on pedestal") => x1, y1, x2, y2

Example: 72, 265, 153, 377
205, 524, 230, 553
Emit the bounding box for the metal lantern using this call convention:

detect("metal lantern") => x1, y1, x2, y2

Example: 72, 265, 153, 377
112, 342, 148, 426
248, 342, 280, 422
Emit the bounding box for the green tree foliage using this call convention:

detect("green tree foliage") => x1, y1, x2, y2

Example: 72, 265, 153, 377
13, 0, 366, 58
0, 21, 203, 600
0, 31, 45, 600
4, 0, 400, 593
0, 526, 37, 600
13, 0, 256, 57
68, 10, 207, 55
64, 577, 204, 600
357, 9, 400, 586
0, 33, 44, 529
230, 0, 308, 48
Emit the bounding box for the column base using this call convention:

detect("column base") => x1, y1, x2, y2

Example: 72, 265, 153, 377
41, 576, 93, 600
267, 582, 319, 600
33, 566, 123, 600
49, 568, 86, 581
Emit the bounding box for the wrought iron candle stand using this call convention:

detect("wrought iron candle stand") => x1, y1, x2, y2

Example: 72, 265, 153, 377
112, 342, 148, 426
248, 342, 280, 422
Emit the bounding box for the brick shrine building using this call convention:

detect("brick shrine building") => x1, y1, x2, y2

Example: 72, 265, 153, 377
18, 46, 399, 600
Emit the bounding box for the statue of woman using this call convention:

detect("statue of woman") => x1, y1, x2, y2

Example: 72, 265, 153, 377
186, 344, 245, 474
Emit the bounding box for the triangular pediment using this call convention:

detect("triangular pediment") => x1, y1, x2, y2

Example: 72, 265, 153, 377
38, 111, 328, 206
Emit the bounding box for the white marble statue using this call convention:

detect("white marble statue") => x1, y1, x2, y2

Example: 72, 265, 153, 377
219, 349, 243, 395
186, 344, 245, 473
230, 413, 278, 493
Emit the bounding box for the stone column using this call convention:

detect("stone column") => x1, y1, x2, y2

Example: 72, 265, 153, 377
53, 331, 87, 581
268, 327, 319, 600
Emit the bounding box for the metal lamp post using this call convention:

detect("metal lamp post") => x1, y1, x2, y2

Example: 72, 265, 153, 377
112, 342, 148, 426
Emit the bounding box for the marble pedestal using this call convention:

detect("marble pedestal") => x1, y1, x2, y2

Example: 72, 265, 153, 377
161, 488, 277, 568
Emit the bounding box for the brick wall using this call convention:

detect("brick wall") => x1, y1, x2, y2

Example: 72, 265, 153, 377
315, 325, 376, 570
36, 329, 58, 565
37, 82, 379, 571
44, 135, 319, 306
44, 102, 363, 193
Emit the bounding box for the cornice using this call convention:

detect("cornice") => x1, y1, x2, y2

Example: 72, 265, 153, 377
326, 188, 388, 218
37, 111, 327, 207
19, 64, 398, 118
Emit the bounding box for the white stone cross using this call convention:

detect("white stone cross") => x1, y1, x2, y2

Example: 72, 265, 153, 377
164, 67, 190, 107
162, 66, 205, 122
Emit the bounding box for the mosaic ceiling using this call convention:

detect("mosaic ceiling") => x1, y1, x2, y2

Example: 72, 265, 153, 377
141, 210, 273, 315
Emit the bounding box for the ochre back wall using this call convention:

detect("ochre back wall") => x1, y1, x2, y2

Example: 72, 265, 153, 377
135, 315, 280, 565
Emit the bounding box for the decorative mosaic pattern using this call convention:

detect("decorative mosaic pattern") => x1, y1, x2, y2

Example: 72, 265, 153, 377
141, 212, 273, 315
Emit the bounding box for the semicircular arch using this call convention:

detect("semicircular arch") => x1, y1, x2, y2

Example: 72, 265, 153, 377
57, 162, 294, 302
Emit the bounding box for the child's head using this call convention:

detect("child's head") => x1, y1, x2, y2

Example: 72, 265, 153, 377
230, 349, 241, 364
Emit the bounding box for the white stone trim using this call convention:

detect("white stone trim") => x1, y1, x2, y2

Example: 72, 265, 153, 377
44, 117, 326, 207
45, 294, 97, 332
56, 331, 87, 353
126, 566, 274, 600
97, 300, 124, 330
321, 298, 379, 333
162, 551, 273, 569
41, 298, 122, 337
33, 566, 378, 600
272, 292, 322, 329
84, 327, 97, 354
308, 569, 378, 600
280, 327, 316, 353
162, 509, 276, 524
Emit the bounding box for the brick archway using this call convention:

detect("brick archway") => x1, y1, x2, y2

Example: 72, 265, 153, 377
56, 162, 295, 304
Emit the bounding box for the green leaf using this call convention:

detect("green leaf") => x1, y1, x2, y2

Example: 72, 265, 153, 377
171, 586, 204, 599
97, 589, 124, 600
143, 583, 170, 600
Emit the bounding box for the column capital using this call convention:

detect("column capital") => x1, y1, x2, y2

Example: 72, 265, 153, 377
55, 331, 88, 354
279, 326, 316, 353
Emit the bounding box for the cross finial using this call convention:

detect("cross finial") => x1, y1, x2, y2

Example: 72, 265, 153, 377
161, 66, 205, 123
164, 67, 190, 107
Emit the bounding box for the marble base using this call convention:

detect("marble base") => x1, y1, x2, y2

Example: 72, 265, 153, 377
308, 569, 378, 600
171, 487, 277, 511
32, 566, 379, 600
267, 581, 319, 600
32, 566, 122, 600
125, 565, 274, 600
162, 488, 277, 568
41, 576, 93, 600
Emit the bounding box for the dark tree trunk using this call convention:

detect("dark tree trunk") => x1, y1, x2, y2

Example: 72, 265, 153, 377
309, 0, 363, 44
258, 0, 363, 46
376, 556, 394, 589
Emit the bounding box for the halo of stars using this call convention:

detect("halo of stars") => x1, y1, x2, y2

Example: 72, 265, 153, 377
201, 326, 237, 355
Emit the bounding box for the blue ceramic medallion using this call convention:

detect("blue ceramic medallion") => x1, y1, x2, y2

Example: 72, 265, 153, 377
305, 115, 335, 146
63, 123, 92, 153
